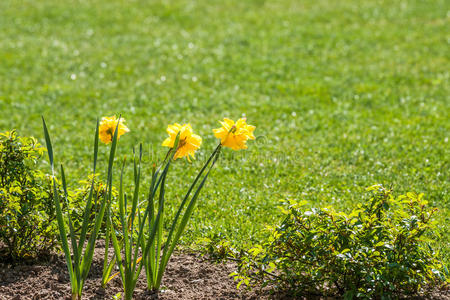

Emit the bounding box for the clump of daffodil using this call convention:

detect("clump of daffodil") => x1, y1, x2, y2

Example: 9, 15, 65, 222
99, 116, 130, 144
42, 114, 256, 299
213, 118, 255, 150
162, 123, 202, 161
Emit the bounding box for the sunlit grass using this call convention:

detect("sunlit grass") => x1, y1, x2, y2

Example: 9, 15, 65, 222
0, 0, 448, 261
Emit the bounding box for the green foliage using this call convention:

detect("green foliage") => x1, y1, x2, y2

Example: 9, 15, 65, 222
70, 173, 119, 237
42, 117, 108, 300
69, 173, 120, 290
197, 233, 238, 261
0, 130, 58, 260
234, 186, 448, 298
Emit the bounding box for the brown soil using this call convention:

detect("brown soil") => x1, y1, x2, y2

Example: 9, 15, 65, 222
0, 243, 274, 300
0, 242, 448, 300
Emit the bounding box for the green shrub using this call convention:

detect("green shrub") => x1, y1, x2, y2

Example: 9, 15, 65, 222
70, 174, 119, 238
233, 185, 448, 298
197, 233, 238, 261
0, 130, 58, 260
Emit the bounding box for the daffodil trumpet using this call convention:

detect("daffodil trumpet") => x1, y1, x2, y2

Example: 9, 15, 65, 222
213, 117, 255, 150
162, 123, 202, 161
98, 116, 129, 144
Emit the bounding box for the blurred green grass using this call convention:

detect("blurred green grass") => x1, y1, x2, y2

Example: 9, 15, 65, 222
0, 0, 448, 260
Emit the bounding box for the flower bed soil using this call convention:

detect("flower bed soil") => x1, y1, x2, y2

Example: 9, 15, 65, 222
0, 243, 275, 300
0, 242, 448, 300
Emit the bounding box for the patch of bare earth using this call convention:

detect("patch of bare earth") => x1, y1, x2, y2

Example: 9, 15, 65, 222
0, 243, 448, 299
0, 244, 274, 300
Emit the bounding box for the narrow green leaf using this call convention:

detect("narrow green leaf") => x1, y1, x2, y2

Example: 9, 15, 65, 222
110, 214, 125, 285
142, 165, 168, 269
93, 118, 99, 172
161, 144, 221, 261
156, 147, 221, 288
78, 120, 100, 252
41, 117, 54, 170
60, 164, 81, 285
42, 118, 77, 294
81, 116, 121, 282
101, 202, 112, 287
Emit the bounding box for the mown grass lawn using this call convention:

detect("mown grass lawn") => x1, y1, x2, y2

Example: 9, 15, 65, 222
0, 0, 448, 261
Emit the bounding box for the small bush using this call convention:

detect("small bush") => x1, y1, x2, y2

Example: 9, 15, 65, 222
70, 174, 119, 237
234, 185, 448, 298
0, 130, 59, 260
197, 233, 238, 261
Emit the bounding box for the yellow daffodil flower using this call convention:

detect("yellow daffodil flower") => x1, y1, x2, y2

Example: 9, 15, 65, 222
162, 123, 202, 161
99, 116, 130, 144
213, 118, 255, 150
